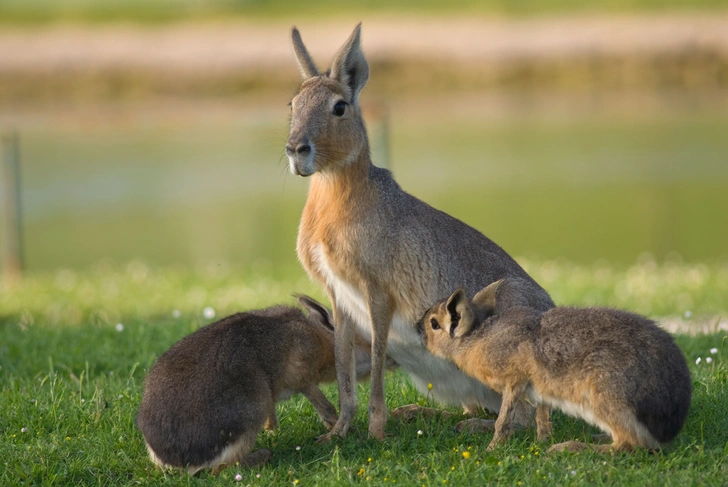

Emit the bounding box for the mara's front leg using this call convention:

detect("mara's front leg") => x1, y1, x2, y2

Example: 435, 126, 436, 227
487, 384, 524, 450
367, 293, 394, 440
301, 383, 338, 430
317, 306, 357, 442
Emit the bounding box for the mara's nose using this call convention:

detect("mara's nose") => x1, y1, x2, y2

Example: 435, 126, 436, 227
285, 142, 311, 156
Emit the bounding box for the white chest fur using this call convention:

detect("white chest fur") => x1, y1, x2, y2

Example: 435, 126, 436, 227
311, 244, 501, 412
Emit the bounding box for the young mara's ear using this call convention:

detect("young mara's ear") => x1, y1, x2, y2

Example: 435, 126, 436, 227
472, 279, 504, 317
445, 289, 475, 338
296, 294, 334, 331
329, 23, 369, 104
291, 27, 320, 79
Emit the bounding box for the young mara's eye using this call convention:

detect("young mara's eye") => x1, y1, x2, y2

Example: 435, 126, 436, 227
430, 317, 440, 330
333, 100, 347, 117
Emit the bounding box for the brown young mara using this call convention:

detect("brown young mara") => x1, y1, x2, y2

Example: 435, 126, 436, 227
136, 296, 379, 475
419, 278, 692, 452
287, 24, 554, 440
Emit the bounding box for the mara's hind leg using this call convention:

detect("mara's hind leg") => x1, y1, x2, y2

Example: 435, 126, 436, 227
547, 412, 641, 454
591, 396, 653, 453
535, 404, 552, 442
209, 449, 273, 476
594, 428, 640, 453
207, 429, 271, 476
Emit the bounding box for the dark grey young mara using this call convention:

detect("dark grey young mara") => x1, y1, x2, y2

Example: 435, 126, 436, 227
419, 278, 692, 452
136, 296, 380, 475
287, 24, 553, 441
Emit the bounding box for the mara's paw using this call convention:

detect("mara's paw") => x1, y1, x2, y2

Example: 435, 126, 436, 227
315, 428, 347, 443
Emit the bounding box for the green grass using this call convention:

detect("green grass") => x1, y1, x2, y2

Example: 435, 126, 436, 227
0, 0, 726, 24
1, 261, 727, 486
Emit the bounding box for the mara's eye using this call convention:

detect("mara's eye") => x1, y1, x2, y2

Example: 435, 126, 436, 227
430, 317, 440, 330
333, 100, 347, 117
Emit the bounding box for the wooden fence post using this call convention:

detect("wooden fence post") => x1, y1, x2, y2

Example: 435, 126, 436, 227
2, 130, 23, 280
364, 100, 391, 170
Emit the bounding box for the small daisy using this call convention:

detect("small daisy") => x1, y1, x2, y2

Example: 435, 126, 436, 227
203, 307, 216, 319
235, 473, 242, 481
295, 445, 301, 451
706, 357, 713, 364
172, 309, 181, 318
115, 323, 124, 332
417, 430, 423, 436
21, 427, 27, 433
696, 357, 702, 365
710, 348, 718, 355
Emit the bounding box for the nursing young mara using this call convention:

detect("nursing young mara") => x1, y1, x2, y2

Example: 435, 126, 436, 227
420, 279, 692, 452
286, 24, 554, 440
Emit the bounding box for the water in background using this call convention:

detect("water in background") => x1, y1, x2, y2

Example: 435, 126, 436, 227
4, 92, 728, 273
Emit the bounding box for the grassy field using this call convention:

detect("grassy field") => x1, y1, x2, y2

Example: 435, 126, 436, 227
2, 261, 727, 486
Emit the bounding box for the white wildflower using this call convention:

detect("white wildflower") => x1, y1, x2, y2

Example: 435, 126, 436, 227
203, 307, 216, 319
115, 323, 124, 332
706, 357, 713, 364
695, 357, 701, 365
710, 348, 718, 355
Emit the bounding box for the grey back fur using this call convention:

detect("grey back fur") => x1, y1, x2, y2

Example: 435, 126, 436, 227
136, 296, 372, 474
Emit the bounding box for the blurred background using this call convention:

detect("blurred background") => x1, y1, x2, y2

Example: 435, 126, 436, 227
1, 0, 727, 278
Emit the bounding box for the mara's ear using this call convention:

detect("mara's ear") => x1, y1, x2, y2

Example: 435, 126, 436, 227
445, 289, 475, 338
329, 23, 369, 103
472, 279, 504, 317
296, 294, 334, 331
291, 27, 319, 79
